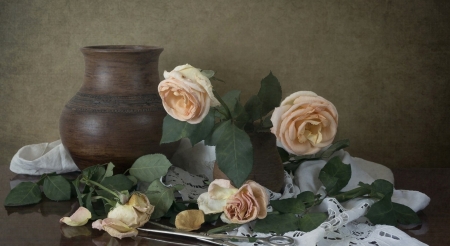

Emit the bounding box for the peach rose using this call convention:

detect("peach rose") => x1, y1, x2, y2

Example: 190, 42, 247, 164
270, 91, 338, 155
221, 181, 269, 224
158, 64, 220, 124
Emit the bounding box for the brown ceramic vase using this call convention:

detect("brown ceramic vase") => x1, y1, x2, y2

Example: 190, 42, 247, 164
59, 45, 178, 173
213, 132, 285, 192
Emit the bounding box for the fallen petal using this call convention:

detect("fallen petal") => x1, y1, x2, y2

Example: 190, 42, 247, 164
175, 210, 205, 231
60, 207, 92, 226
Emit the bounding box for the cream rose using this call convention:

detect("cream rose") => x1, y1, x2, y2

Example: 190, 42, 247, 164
197, 179, 238, 214
158, 64, 220, 124
270, 91, 338, 155
92, 192, 154, 238
221, 180, 269, 224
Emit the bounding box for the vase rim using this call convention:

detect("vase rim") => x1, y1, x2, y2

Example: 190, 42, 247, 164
81, 45, 163, 53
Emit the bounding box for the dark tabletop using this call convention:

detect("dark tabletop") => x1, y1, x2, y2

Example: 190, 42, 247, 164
0, 165, 448, 246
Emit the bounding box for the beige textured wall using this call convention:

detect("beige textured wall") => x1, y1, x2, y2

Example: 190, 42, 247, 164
1, 0, 449, 168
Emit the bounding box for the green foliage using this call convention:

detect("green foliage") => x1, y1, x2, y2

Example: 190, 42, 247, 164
97, 174, 134, 201
144, 180, 176, 219
129, 154, 172, 183
254, 213, 299, 234
270, 198, 305, 214
160, 112, 215, 145
319, 156, 352, 196
214, 120, 253, 187
257, 72, 282, 117
4, 182, 42, 206
297, 213, 328, 232
43, 175, 72, 201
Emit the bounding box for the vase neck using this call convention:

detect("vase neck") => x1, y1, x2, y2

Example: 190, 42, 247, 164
79, 46, 163, 96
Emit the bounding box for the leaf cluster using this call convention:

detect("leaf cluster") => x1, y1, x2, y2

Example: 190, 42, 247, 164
4, 173, 74, 207
4, 154, 180, 222
254, 191, 327, 234
160, 72, 282, 187
318, 157, 421, 226
253, 155, 421, 234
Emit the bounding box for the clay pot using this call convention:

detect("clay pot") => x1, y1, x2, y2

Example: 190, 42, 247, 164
59, 45, 178, 173
213, 132, 285, 192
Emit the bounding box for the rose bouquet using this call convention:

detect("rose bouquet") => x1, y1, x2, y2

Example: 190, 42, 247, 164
158, 64, 338, 188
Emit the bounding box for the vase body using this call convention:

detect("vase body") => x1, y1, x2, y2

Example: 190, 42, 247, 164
213, 132, 285, 192
59, 45, 177, 173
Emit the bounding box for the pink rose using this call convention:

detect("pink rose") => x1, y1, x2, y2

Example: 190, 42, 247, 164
158, 64, 220, 124
221, 181, 269, 224
270, 91, 338, 155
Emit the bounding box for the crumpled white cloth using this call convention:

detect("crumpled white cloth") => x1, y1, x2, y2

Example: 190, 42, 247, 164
10, 140, 80, 175
166, 140, 430, 246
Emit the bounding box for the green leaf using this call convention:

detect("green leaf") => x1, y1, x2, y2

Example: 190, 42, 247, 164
82, 165, 106, 183
205, 120, 229, 146
4, 182, 42, 206
297, 191, 316, 205
101, 174, 134, 192
43, 175, 72, 201
126, 175, 138, 186
244, 95, 263, 122
297, 212, 328, 232
365, 196, 397, 226
103, 162, 115, 181
393, 202, 421, 225
232, 102, 250, 129
270, 198, 305, 214
160, 113, 215, 146
218, 90, 241, 113
145, 180, 175, 219
187, 110, 215, 145
318, 139, 350, 159
215, 121, 253, 187
257, 72, 282, 117
254, 213, 299, 234
318, 156, 352, 196
370, 179, 394, 199
129, 154, 172, 183
160, 115, 192, 144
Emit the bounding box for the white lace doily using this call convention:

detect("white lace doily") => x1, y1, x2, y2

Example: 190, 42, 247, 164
165, 140, 430, 246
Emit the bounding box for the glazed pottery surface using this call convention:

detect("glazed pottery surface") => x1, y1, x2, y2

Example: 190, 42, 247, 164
213, 132, 285, 192
59, 45, 177, 173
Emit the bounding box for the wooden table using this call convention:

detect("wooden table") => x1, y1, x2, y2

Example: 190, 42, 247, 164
0, 165, 448, 245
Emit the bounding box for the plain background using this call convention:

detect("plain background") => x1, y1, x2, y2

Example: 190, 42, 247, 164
1, 0, 449, 168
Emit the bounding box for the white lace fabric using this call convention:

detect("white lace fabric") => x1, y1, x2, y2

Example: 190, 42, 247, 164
166, 140, 430, 246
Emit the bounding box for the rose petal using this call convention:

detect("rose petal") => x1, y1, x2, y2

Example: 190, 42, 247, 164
92, 218, 138, 239
197, 192, 228, 214
175, 210, 205, 231
60, 207, 92, 226
208, 179, 238, 199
